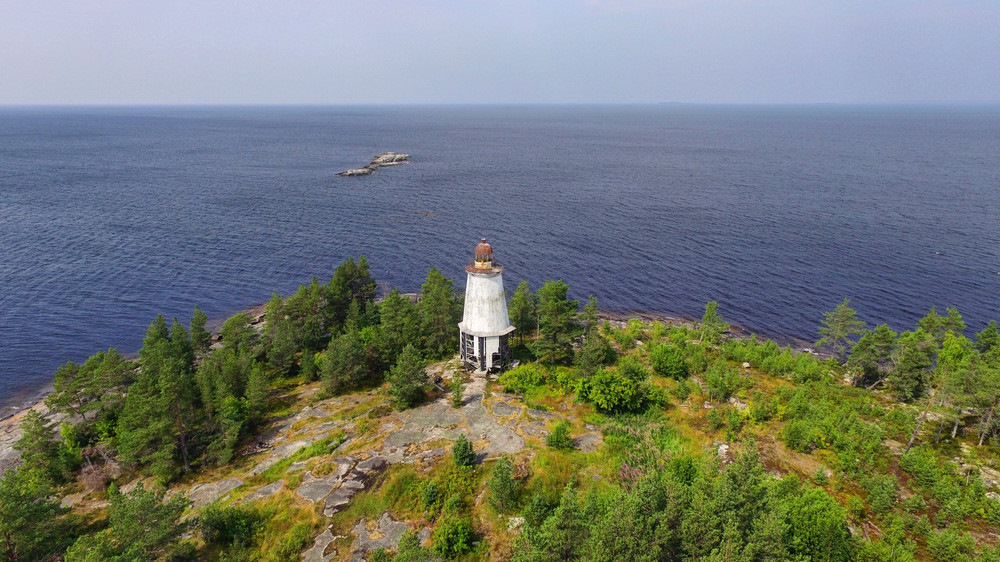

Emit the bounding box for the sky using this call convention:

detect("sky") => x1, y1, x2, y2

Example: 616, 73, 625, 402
2, 0, 999, 105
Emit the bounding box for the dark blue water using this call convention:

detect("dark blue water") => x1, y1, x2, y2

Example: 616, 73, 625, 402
2, 105, 999, 411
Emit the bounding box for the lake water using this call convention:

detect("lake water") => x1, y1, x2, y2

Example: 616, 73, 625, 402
2, 105, 999, 412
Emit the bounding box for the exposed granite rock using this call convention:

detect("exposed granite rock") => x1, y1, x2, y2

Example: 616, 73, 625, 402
188, 478, 243, 508
348, 512, 413, 561
241, 480, 284, 503
302, 527, 340, 562
337, 152, 410, 177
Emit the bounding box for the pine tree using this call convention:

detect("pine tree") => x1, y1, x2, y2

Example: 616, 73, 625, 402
117, 316, 198, 480
388, 344, 426, 410
699, 301, 729, 346
450, 374, 465, 408
580, 295, 600, 336
452, 434, 475, 467
0, 467, 66, 561
816, 298, 865, 362
376, 290, 421, 366
190, 305, 210, 353
535, 483, 588, 561
65, 483, 188, 561
489, 456, 516, 514
325, 257, 376, 330
419, 268, 461, 358
847, 324, 898, 388
529, 280, 580, 364
321, 330, 370, 395
508, 280, 537, 345
14, 410, 63, 482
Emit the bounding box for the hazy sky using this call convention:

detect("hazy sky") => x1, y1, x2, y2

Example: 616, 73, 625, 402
3, 0, 998, 105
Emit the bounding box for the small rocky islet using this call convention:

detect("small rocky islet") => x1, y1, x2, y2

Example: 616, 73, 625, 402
337, 152, 410, 177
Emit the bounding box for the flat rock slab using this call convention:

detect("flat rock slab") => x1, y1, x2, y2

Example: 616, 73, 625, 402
491, 401, 520, 417
297, 476, 341, 504
355, 456, 387, 473
302, 528, 338, 562
527, 408, 556, 419
242, 480, 284, 503
250, 439, 311, 475
349, 512, 416, 561
188, 478, 243, 508
574, 433, 603, 453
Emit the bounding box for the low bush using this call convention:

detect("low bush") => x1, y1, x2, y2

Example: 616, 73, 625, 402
498, 363, 547, 394
200, 503, 265, 547
546, 420, 574, 450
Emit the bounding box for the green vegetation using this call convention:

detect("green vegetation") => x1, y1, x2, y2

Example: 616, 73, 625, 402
15, 261, 1000, 561
452, 434, 476, 467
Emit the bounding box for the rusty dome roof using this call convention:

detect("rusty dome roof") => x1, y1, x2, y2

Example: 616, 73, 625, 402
474, 238, 493, 255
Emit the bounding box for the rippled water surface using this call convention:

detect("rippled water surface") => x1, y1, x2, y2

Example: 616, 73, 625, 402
2, 105, 999, 411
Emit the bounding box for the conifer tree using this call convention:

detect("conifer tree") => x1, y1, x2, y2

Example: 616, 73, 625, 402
376, 290, 421, 366
816, 299, 865, 362
508, 280, 537, 345
14, 410, 63, 482
388, 344, 426, 410
65, 483, 188, 561
0, 467, 66, 562
419, 268, 461, 358
190, 305, 210, 353
117, 315, 198, 480
529, 280, 579, 364
847, 324, 898, 388
489, 456, 516, 514
325, 257, 376, 330
321, 330, 370, 395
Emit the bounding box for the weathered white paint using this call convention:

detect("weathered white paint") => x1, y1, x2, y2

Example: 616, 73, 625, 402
459, 265, 514, 373
459, 271, 515, 337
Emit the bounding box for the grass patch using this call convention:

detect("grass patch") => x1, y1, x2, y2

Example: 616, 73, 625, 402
524, 385, 565, 411
523, 448, 586, 504
257, 433, 346, 483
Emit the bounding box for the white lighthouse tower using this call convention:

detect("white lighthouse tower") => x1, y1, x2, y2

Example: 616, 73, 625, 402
459, 238, 515, 374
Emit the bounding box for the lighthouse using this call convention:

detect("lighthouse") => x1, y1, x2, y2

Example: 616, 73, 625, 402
459, 238, 515, 374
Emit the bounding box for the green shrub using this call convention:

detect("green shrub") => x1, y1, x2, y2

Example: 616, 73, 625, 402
926, 528, 977, 561
272, 523, 313, 560
617, 355, 651, 382
706, 408, 724, 430
647, 385, 670, 408
452, 435, 475, 467
587, 369, 646, 414
672, 380, 691, 402
783, 419, 818, 453
813, 466, 829, 486
200, 503, 265, 547
650, 344, 689, 379
422, 481, 441, 512
432, 516, 475, 557
498, 363, 547, 394
901, 494, 926, 513
900, 446, 939, 489
847, 495, 866, 520
546, 420, 574, 450
862, 474, 898, 514
704, 361, 740, 401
